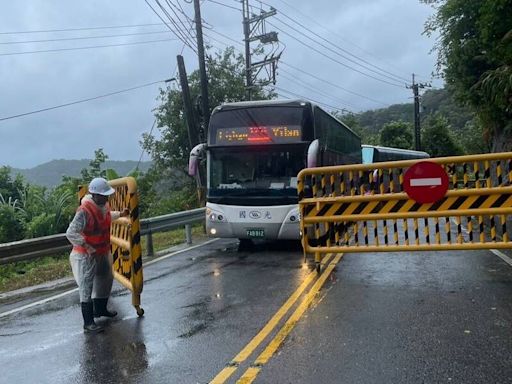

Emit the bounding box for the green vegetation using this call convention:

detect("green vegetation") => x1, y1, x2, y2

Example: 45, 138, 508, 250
422, 0, 512, 152
0, 254, 71, 293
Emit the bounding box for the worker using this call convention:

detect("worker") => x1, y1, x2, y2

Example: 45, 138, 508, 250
66, 177, 129, 333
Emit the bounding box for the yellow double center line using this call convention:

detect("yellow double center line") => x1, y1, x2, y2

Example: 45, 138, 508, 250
210, 253, 343, 384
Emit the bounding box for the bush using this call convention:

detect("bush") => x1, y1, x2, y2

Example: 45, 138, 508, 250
25, 213, 58, 238
0, 205, 25, 243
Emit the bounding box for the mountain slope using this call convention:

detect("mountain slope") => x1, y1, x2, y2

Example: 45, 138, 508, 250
11, 159, 152, 188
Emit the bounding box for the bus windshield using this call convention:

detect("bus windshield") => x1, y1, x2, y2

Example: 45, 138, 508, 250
208, 146, 306, 197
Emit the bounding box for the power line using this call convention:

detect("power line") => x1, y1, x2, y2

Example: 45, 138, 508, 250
201, 26, 389, 108
267, 20, 404, 88
269, 85, 351, 114
144, 0, 197, 53
280, 61, 389, 107
204, 0, 405, 88
278, 71, 357, 110
0, 80, 167, 122
273, 14, 410, 84
0, 23, 164, 35
0, 30, 173, 45
205, 0, 241, 11
154, 0, 197, 48
264, 0, 415, 80
0, 37, 179, 56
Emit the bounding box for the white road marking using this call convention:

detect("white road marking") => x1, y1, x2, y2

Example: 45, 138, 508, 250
410, 177, 442, 187
490, 249, 512, 267
0, 238, 220, 318
0, 288, 78, 319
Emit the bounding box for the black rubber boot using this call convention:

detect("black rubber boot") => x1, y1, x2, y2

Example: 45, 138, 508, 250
81, 302, 104, 333
93, 298, 117, 318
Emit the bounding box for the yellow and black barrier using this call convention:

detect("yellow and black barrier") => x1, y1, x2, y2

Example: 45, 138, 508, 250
78, 177, 144, 316
298, 152, 512, 271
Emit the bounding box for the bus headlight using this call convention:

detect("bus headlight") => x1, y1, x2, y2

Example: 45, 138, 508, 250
208, 210, 227, 222
287, 209, 300, 223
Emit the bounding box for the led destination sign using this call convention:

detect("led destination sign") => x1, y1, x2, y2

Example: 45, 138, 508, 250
215, 126, 302, 145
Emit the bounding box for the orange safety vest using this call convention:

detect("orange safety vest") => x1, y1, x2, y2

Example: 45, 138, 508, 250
73, 199, 112, 255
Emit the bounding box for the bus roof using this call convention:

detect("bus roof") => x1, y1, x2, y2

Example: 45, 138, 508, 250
213, 99, 311, 112
361, 144, 429, 157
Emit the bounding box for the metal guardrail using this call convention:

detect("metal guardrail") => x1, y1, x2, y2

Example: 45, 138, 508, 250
0, 207, 206, 265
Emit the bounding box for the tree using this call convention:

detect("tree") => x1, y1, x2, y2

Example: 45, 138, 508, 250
422, 114, 464, 157
423, 0, 512, 151
0, 194, 25, 243
141, 46, 275, 172
0, 166, 24, 202
379, 121, 414, 149
337, 112, 379, 145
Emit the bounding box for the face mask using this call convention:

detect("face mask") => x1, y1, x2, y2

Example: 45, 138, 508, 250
93, 194, 108, 206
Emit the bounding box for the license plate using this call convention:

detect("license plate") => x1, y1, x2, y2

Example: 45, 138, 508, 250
246, 229, 265, 238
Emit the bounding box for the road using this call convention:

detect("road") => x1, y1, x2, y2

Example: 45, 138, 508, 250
1, 238, 512, 383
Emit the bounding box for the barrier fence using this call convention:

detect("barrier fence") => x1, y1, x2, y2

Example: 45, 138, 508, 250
77, 177, 144, 316
298, 152, 512, 271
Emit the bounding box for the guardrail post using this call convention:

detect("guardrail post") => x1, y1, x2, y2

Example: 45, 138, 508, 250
146, 229, 154, 257
185, 224, 192, 245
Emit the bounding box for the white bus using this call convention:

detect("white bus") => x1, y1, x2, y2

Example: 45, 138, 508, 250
189, 99, 361, 243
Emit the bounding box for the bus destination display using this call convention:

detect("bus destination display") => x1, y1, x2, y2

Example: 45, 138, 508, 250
215, 126, 301, 145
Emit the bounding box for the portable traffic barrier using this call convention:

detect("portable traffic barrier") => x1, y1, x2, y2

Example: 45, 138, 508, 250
78, 177, 144, 316
298, 152, 512, 271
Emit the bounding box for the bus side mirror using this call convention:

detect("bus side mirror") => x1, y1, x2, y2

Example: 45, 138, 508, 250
307, 139, 319, 168
188, 143, 207, 176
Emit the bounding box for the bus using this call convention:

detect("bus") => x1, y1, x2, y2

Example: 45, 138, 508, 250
361, 144, 429, 164
361, 144, 430, 194
188, 99, 361, 242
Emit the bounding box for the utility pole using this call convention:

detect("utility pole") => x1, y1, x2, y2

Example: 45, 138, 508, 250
407, 74, 430, 151
177, 55, 199, 148
242, 0, 252, 100
242, 0, 282, 100
193, 0, 209, 135
177, 54, 206, 205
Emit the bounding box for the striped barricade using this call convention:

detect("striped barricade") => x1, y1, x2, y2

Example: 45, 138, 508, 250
297, 152, 512, 272
79, 177, 144, 316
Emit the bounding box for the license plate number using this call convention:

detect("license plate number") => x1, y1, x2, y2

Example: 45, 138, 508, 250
246, 229, 265, 238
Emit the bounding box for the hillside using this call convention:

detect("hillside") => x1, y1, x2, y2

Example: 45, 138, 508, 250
355, 87, 475, 135
10, 159, 152, 188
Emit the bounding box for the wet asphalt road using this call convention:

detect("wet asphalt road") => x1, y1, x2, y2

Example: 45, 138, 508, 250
1, 239, 512, 384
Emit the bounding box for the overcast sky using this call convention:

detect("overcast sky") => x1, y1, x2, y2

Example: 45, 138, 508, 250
0, 0, 441, 169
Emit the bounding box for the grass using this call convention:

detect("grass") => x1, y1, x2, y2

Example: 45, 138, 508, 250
0, 254, 71, 293
0, 224, 206, 294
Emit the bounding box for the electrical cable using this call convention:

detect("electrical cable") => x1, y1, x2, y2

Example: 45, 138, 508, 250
280, 61, 389, 107
278, 71, 357, 110
154, 0, 197, 48
0, 80, 167, 122
144, 0, 197, 53
269, 85, 352, 114
201, 27, 388, 108
204, 0, 405, 87
267, 20, 404, 88
0, 23, 164, 35
0, 30, 173, 45
0, 37, 179, 56
256, 0, 416, 81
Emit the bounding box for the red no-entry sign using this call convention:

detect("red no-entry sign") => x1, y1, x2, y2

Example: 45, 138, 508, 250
403, 161, 449, 204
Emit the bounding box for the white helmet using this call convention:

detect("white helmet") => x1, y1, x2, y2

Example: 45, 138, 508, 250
88, 177, 115, 196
